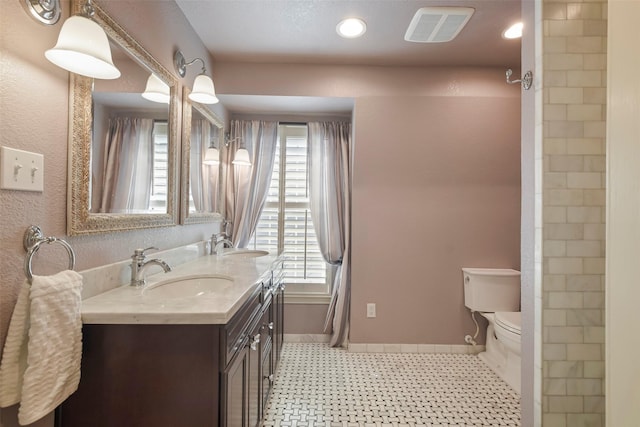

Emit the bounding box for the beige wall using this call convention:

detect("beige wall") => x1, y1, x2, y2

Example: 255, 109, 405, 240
541, 0, 607, 425
0, 1, 220, 426
606, 0, 640, 425
350, 95, 521, 344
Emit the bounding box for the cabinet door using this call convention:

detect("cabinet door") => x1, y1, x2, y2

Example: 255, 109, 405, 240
273, 285, 285, 367
222, 343, 248, 427
247, 321, 262, 427
261, 339, 274, 412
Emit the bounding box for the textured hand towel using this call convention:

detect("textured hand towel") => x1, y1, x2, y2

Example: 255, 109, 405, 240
3, 270, 83, 426
0, 281, 31, 407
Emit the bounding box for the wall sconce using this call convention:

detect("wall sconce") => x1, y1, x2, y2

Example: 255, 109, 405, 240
203, 139, 220, 165
141, 74, 170, 104
225, 133, 251, 166
174, 50, 219, 104
23, 0, 62, 25
44, 0, 121, 79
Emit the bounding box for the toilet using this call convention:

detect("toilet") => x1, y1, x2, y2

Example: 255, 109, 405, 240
462, 267, 521, 394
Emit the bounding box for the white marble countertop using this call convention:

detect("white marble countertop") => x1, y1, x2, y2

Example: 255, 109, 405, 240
81, 250, 279, 325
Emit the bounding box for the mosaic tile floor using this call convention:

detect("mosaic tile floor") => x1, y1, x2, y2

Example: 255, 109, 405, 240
263, 343, 520, 427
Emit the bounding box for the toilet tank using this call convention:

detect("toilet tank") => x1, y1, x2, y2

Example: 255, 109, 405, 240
462, 268, 521, 312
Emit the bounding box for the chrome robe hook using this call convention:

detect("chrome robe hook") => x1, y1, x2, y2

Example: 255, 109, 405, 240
506, 69, 533, 90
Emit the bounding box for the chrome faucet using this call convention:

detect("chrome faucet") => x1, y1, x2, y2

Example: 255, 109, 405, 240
211, 233, 233, 255
130, 247, 172, 287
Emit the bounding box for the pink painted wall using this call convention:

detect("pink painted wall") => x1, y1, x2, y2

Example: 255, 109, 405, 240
350, 96, 521, 344
0, 2, 221, 425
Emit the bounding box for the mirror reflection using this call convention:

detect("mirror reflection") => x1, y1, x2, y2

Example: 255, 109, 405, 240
67, 0, 179, 235
180, 87, 223, 224
90, 44, 171, 214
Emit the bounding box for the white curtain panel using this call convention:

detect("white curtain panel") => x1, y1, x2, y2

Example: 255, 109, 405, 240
225, 120, 278, 247
99, 117, 154, 213
308, 121, 352, 347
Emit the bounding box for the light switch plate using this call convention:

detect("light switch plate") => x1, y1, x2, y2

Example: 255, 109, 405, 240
1, 146, 44, 192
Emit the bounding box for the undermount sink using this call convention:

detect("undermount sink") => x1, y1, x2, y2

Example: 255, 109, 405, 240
221, 249, 269, 258
144, 274, 234, 298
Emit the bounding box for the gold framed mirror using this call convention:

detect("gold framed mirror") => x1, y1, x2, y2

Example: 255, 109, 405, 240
67, 0, 179, 235
180, 87, 224, 224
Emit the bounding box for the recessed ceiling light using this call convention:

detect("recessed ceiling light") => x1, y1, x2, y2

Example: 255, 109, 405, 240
336, 18, 367, 38
503, 22, 523, 39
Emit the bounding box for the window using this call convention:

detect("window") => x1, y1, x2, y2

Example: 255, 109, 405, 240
149, 120, 168, 212
249, 124, 330, 301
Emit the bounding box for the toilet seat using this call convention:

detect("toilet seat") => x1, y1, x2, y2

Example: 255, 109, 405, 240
495, 311, 521, 335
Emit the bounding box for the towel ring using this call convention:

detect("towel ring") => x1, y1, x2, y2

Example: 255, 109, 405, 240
23, 225, 76, 281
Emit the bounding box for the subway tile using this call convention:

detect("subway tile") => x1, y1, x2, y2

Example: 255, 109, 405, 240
545, 53, 585, 70
544, 138, 569, 155
545, 172, 569, 189
566, 414, 603, 427
545, 189, 584, 206
547, 120, 584, 138
583, 257, 605, 274
545, 3, 568, 19
549, 87, 584, 104
566, 138, 604, 155
583, 189, 606, 206
544, 378, 568, 395
566, 275, 602, 291
545, 274, 568, 291
567, 70, 603, 88
566, 309, 603, 326
584, 361, 605, 378
567, 172, 603, 189
567, 36, 605, 53
567, 3, 603, 19
584, 121, 606, 138
548, 396, 584, 413
583, 326, 604, 343
545, 206, 568, 223
567, 344, 602, 361
548, 154, 586, 171
547, 20, 584, 36
567, 104, 602, 121
544, 223, 584, 240
567, 207, 602, 223
547, 291, 584, 309
546, 240, 568, 257
582, 88, 606, 104
583, 155, 605, 172
583, 19, 608, 36
544, 309, 568, 326
548, 326, 585, 343
544, 343, 568, 361
582, 53, 607, 69
567, 378, 603, 396
583, 396, 605, 413
583, 291, 604, 308
545, 70, 569, 87
542, 413, 567, 427
547, 360, 584, 378
545, 104, 569, 121
548, 258, 584, 275
566, 240, 601, 257
583, 224, 605, 240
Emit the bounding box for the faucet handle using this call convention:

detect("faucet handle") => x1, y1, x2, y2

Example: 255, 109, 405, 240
133, 246, 159, 257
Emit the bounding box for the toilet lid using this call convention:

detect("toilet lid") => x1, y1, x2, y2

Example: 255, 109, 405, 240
495, 311, 521, 335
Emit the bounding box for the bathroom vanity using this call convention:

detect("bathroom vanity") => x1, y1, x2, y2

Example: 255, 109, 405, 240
57, 253, 285, 427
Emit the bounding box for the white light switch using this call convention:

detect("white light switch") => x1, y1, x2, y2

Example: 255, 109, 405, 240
1, 146, 44, 192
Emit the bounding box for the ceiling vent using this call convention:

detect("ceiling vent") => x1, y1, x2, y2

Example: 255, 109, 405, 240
404, 7, 475, 43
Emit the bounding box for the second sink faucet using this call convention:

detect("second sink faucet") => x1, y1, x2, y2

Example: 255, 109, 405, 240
211, 233, 233, 255
130, 247, 172, 286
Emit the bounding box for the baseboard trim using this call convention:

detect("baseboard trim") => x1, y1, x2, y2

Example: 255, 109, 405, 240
284, 334, 330, 343
347, 343, 486, 354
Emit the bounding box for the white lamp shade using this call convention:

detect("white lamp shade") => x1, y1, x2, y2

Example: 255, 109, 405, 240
45, 15, 121, 79
188, 74, 219, 104
203, 147, 220, 165
232, 148, 251, 166
141, 74, 171, 104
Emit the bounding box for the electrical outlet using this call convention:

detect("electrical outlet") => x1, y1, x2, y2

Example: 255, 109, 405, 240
366, 303, 376, 318
0, 147, 44, 192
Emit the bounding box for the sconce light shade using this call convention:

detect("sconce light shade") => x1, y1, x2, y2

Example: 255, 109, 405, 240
232, 148, 251, 166
203, 147, 220, 165
188, 74, 219, 104
142, 74, 170, 104
45, 15, 121, 79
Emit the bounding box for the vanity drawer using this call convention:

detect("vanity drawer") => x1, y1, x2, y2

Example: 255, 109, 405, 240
223, 287, 262, 366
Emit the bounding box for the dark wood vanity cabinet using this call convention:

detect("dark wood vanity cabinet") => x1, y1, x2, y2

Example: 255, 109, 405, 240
58, 267, 285, 427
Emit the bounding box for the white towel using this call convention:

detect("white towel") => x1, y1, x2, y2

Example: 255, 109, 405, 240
0, 270, 83, 426
0, 280, 30, 407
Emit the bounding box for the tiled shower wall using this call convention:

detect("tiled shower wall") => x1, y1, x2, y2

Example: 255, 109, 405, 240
542, 0, 607, 425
